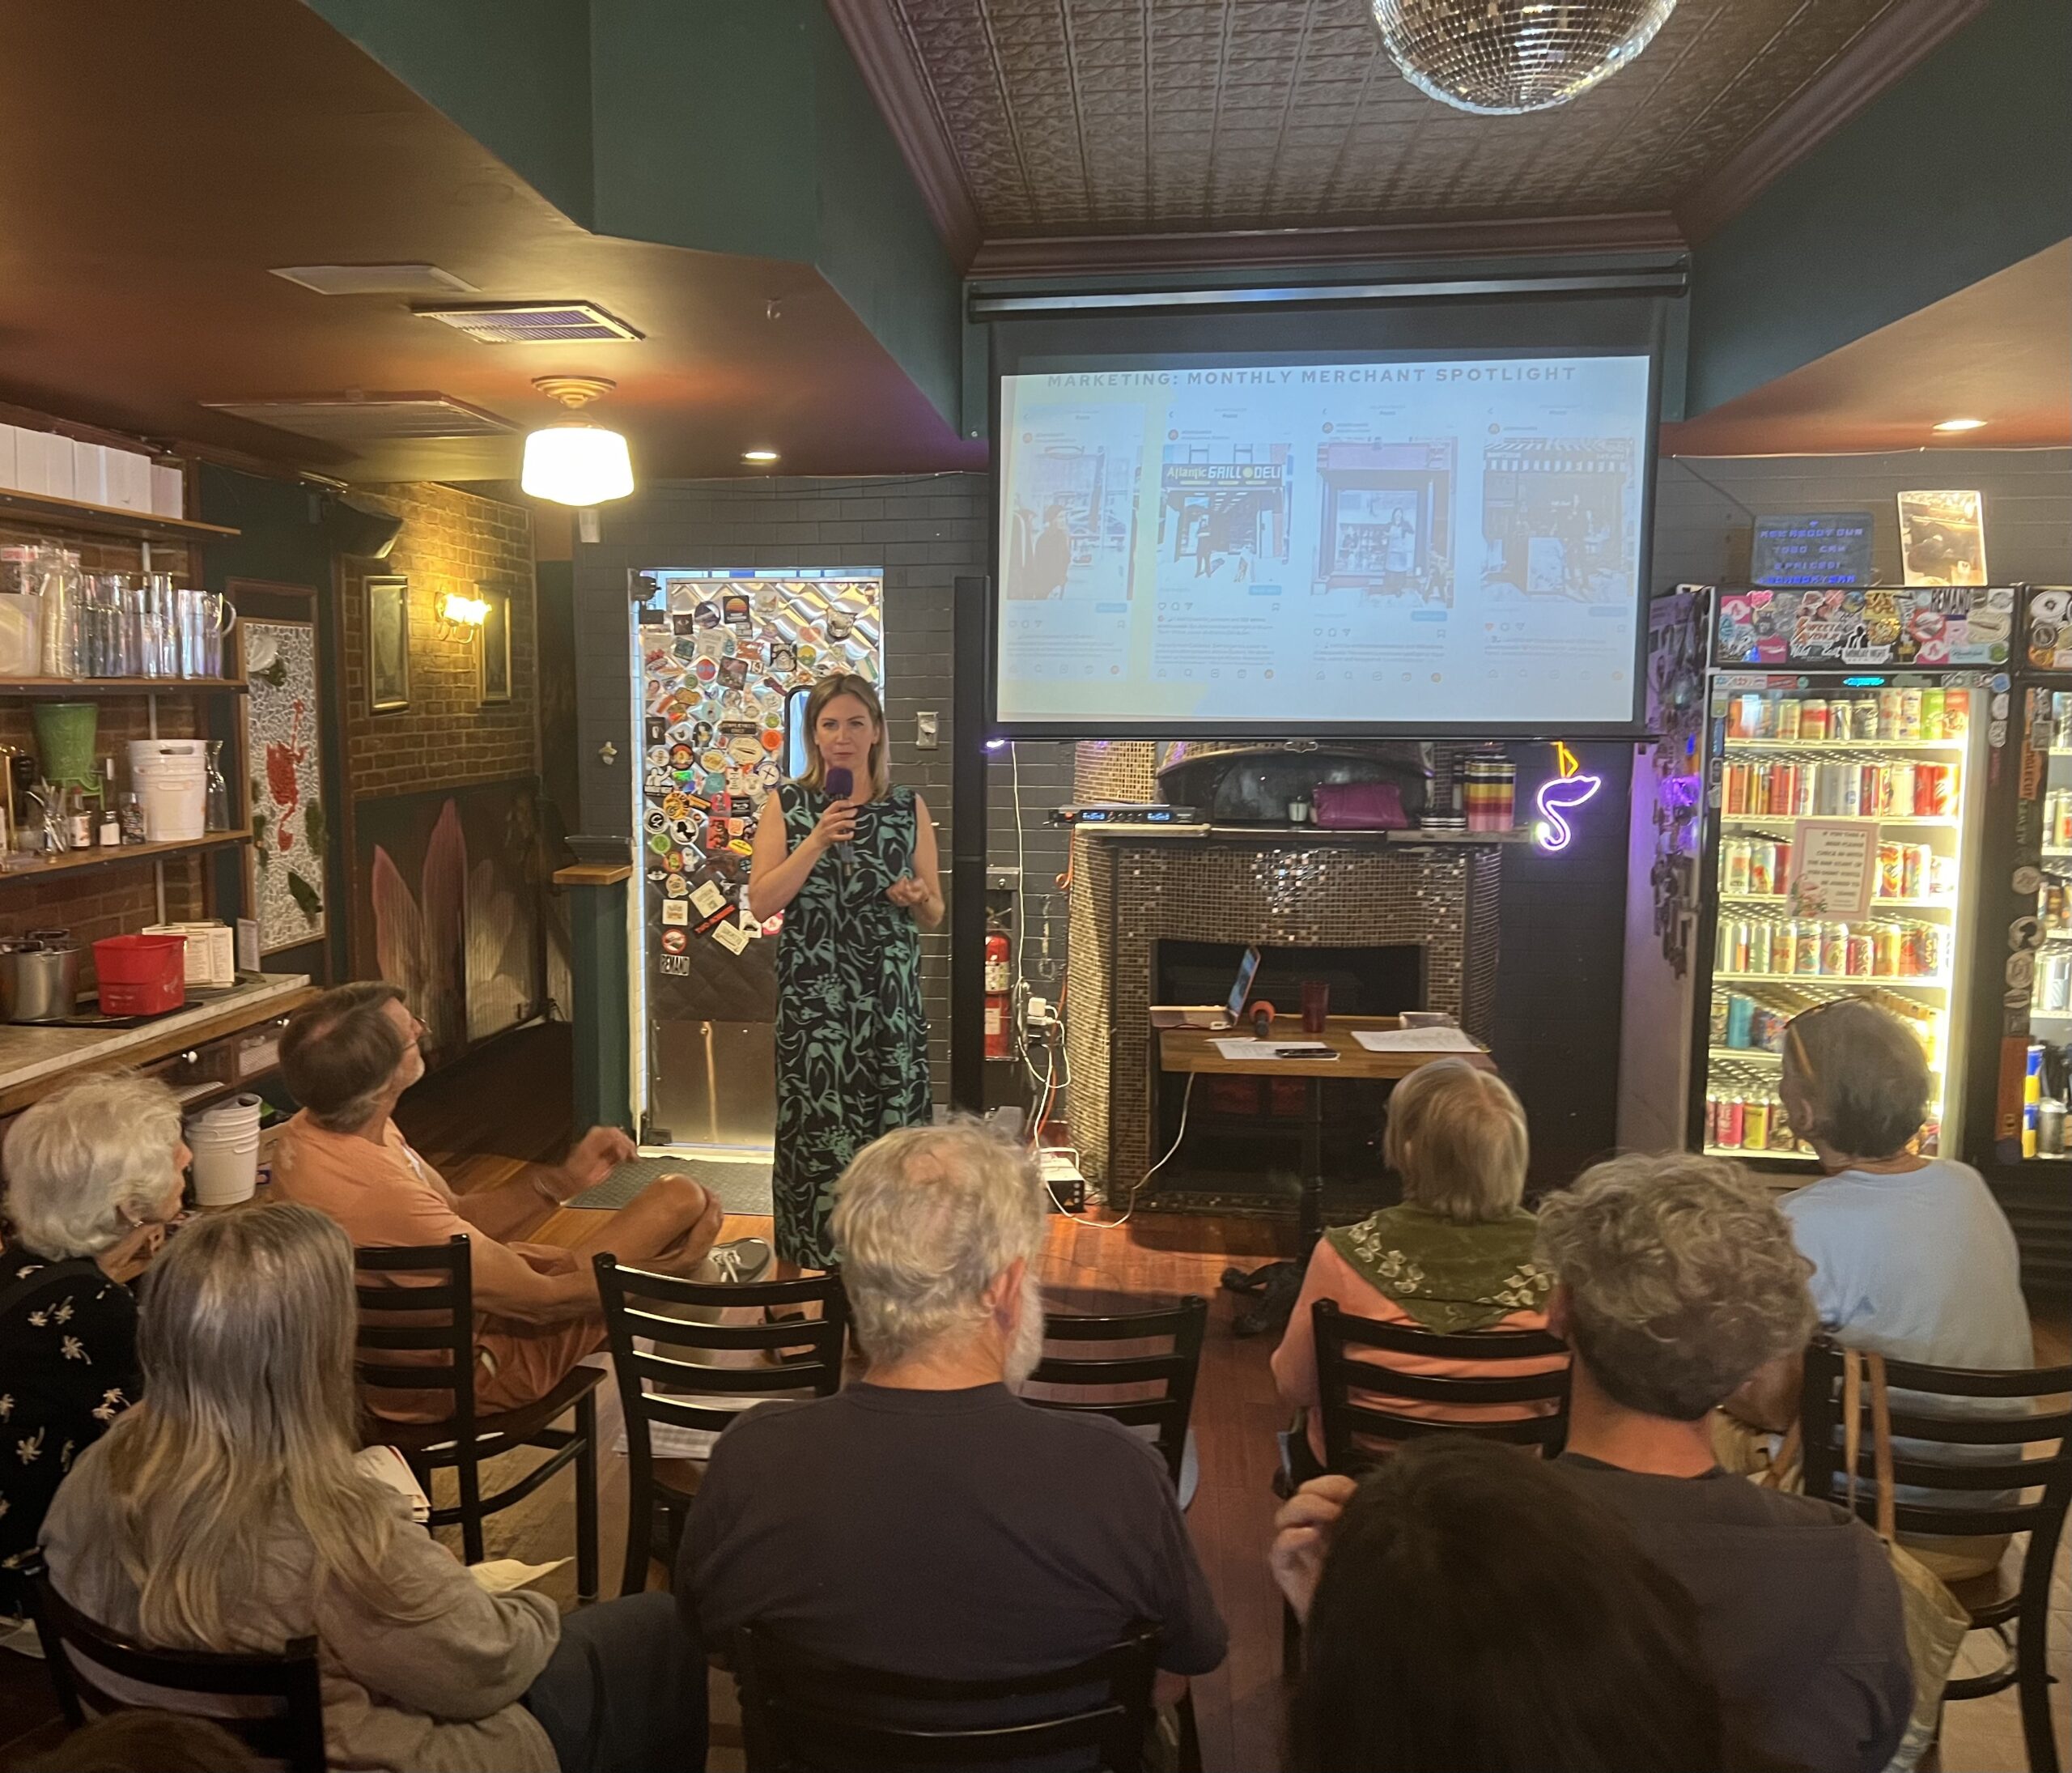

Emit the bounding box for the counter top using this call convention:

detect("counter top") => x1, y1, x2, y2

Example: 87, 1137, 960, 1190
1075, 821, 1531, 845
0, 973, 315, 1116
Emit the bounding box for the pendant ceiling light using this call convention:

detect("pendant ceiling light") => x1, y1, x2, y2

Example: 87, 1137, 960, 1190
1370, 0, 1679, 116
520, 376, 635, 506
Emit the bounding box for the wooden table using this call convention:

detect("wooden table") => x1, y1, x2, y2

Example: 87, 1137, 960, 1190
1156, 1014, 1493, 1269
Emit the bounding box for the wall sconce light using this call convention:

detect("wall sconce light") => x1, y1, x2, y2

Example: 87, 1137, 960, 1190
436, 589, 489, 638
1534, 739, 1603, 853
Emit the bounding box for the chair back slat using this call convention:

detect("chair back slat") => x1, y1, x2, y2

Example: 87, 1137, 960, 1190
1022, 1296, 1208, 1490
23, 1556, 329, 1773
1314, 1299, 1570, 1473
351, 1235, 477, 1430
735, 1622, 1156, 1772
618, 1306, 846, 1356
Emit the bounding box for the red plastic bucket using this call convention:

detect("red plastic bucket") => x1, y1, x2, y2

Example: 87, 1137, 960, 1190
93, 933, 187, 1016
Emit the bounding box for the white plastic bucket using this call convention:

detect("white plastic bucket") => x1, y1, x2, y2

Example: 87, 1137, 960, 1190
128, 739, 206, 841
188, 1094, 263, 1205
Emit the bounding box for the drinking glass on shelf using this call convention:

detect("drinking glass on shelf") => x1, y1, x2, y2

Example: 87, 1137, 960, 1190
204, 740, 230, 833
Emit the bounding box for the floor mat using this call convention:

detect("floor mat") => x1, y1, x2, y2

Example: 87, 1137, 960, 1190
567, 1154, 774, 1218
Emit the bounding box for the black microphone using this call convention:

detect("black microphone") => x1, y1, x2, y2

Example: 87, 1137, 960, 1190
823, 766, 857, 879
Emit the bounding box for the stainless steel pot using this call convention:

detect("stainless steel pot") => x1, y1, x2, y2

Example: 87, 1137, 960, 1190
0, 939, 79, 1023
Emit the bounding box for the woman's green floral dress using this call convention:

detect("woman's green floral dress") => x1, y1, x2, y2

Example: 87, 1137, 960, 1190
771, 780, 932, 1266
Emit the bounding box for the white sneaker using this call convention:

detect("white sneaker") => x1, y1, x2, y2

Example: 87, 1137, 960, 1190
702, 1238, 772, 1285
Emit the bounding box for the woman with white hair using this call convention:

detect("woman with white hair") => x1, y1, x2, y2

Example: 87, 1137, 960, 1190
0, 1073, 188, 1614
1271, 1057, 1565, 1471
41, 1202, 703, 1773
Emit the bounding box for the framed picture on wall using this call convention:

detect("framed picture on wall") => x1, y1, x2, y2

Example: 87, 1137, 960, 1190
480, 586, 512, 704
367, 575, 410, 712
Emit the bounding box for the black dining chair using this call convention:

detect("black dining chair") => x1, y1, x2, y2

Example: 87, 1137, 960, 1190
1022, 1295, 1210, 1488
23, 1552, 329, 1773
1800, 1340, 2072, 1773
353, 1235, 601, 1601
1021, 1294, 1209, 1771
733, 1620, 1161, 1772
593, 1254, 848, 1597
1284, 1300, 1572, 1673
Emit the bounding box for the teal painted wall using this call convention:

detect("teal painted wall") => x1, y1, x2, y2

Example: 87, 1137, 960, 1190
1688, 0, 2072, 415
303, 0, 961, 427
305, 0, 596, 227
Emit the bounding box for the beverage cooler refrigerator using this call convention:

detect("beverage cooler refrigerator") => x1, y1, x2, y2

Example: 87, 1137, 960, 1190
1691, 585, 2019, 1171
1968, 587, 2072, 1288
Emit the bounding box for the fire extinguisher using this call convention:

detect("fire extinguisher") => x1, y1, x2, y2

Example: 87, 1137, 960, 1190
983, 921, 1013, 1060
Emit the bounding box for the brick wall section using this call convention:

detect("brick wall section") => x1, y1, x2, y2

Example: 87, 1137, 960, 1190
339, 483, 538, 800
572, 474, 1076, 1107
0, 517, 206, 972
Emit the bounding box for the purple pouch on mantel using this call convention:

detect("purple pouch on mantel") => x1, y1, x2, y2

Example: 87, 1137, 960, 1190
1311, 781, 1409, 830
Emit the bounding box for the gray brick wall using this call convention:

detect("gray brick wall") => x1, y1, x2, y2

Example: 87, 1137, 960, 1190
571, 473, 1072, 1107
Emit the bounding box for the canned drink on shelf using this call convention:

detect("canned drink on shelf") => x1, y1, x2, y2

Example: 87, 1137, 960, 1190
1801, 700, 1829, 742
1775, 699, 1802, 742
1853, 696, 1881, 741
1743, 1095, 1771, 1150
1795, 763, 1817, 815
1921, 687, 1946, 741
1873, 923, 1902, 976
1900, 927, 1926, 977
1748, 921, 1774, 974
1710, 994, 1730, 1046
2059, 792, 2072, 848
1879, 687, 1904, 736
1917, 764, 1951, 817
1887, 763, 1916, 818
1752, 1006, 1784, 1052
1768, 1101, 1796, 1150
1722, 838, 1751, 895
1862, 764, 1886, 818
1748, 840, 1777, 897
2040, 1098, 2066, 1158
1923, 925, 1947, 977
1794, 921, 1824, 976
1848, 933, 1873, 976
1723, 761, 1748, 815
1900, 844, 1926, 899
1942, 688, 1969, 737
1828, 699, 1853, 742
1928, 852, 1955, 898
1821, 922, 1849, 975
1840, 765, 1862, 818
1726, 994, 1755, 1048
1878, 842, 1904, 899
1720, 1096, 1745, 1147
1705, 1094, 1723, 1147
1766, 761, 1793, 815
1897, 688, 1923, 740
2045, 950, 2071, 1012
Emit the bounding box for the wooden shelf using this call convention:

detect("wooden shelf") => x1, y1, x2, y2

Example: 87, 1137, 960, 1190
0, 675, 246, 696
0, 831, 247, 886
0, 487, 237, 545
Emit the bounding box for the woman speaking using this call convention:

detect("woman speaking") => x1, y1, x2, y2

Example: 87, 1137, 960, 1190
749, 674, 941, 1274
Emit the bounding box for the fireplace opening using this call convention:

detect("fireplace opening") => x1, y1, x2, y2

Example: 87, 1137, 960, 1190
1149, 939, 1425, 1206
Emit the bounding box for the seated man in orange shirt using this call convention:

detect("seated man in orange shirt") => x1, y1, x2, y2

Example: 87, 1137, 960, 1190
274, 980, 747, 1419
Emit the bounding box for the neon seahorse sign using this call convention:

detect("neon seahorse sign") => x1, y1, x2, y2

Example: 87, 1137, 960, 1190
1534, 741, 1602, 854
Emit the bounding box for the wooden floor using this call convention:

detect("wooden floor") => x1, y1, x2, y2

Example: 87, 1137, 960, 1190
2, 1027, 2067, 1771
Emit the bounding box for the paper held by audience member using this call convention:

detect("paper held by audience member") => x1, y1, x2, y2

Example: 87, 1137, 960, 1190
469, 1558, 569, 1594
1351, 1027, 1485, 1052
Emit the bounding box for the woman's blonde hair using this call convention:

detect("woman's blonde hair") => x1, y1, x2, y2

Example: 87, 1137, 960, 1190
1383, 1057, 1529, 1223
99, 1204, 422, 1649
796, 673, 890, 799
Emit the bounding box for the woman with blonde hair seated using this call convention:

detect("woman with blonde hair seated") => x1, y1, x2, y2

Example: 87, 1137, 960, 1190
1272, 1057, 1565, 1472
40, 1204, 703, 1773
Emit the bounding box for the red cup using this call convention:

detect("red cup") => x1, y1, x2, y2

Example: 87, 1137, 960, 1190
1300, 980, 1330, 1035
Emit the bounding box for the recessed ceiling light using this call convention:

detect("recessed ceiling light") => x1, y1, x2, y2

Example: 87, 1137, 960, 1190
1933, 418, 1988, 432
743, 449, 779, 463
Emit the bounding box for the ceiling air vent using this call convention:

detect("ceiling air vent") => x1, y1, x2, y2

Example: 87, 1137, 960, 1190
414, 301, 645, 344
270, 263, 478, 297
201, 394, 517, 444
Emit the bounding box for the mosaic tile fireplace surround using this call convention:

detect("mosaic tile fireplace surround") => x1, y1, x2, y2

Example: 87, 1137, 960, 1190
1065, 742, 1502, 1194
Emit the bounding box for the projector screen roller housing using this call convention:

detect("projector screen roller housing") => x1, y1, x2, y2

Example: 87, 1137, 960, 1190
993, 350, 1657, 737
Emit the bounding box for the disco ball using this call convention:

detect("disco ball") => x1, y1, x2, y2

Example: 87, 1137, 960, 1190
1370, 0, 1679, 115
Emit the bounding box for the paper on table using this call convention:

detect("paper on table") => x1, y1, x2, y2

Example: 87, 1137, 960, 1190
469, 1558, 569, 1594
1352, 1027, 1484, 1052
1210, 1038, 1336, 1060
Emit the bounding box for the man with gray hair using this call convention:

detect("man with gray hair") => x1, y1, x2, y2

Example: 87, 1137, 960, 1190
1273, 1154, 1910, 1773
679, 1123, 1225, 1701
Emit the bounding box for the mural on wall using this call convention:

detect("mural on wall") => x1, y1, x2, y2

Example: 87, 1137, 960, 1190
242, 619, 326, 954
351, 776, 548, 1064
